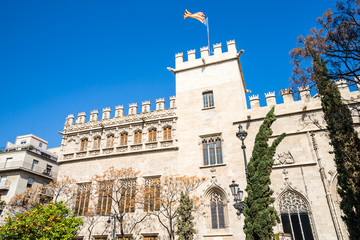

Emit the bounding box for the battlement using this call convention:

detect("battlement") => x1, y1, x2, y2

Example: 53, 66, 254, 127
248, 81, 360, 111
64, 97, 176, 130
174, 40, 242, 71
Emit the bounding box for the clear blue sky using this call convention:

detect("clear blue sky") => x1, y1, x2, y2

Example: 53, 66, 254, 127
0, 0, 336, 148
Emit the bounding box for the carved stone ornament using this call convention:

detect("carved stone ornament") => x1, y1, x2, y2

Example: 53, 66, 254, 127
274, 151, 295, 166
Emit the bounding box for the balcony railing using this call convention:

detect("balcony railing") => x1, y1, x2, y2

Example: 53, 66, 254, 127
0, 161, 57, 178
5, 143, 58, 161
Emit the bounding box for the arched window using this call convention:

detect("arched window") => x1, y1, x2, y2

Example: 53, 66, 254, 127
163, 127, 172, 140
106, 134, 114, 148
148, 128, 157, 142
210, 192, 226, 229
134, 131, 142, 144
80, 138, 88, 151
93, 136, 101, 149
279, 191, 315, 240
120, 132, 128, 146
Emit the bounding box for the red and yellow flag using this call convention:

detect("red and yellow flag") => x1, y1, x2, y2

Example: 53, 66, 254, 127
184, 9, 206, 24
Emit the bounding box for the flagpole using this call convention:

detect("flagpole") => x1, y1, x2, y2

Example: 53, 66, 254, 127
206, 17, 210, 53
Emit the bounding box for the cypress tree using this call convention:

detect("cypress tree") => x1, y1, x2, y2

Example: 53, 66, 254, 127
176, 192, 195, 240
312, 54, 360, 239
243, 107, 286, 240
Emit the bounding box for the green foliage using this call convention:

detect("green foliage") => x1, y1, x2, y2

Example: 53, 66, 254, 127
0, 202, 83, 240
176, 192, 195, 240
313, 54, 360, 240
244, 107, 286, 240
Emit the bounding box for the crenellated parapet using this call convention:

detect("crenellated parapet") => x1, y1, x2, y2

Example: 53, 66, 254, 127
248, 82, 360, 112
63, 96, 177, 133
173, 40, 243, 72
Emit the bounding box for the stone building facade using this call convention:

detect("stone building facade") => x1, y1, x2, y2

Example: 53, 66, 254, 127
58, 40, 354, 239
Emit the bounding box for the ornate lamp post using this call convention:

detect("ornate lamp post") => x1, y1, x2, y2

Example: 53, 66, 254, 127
236, 124, 248, 179
229, 180, 246, 215
107, 214, 117, 240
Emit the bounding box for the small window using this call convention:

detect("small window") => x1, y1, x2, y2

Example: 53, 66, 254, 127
143, 236, 158, 240
134, 131, 142, 144
5, 158, 12, 168
148, 129, 157, 142
93, 136, 101, 149
106, 134, 114, 148
120, 132, 128, 146
27, 178, 34, 188
31, 160, 39, 171
80, 138, 88, 151
163, 127, 171, 140
39, 142, 43, 148
0, 176, 7, 186
44, 165, 52, 175
202, 137, 223, 166
203, 91, 214, 108
21, 141, 27, 144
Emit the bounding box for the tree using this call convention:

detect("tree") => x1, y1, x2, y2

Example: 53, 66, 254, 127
144, 175, 205, 240
176, 192, 195, 240
92, 167, 148, 238
312, 53, 360, 239
291, 0, 360, 87
0, 202, 83, 240
243, 107, 286, 240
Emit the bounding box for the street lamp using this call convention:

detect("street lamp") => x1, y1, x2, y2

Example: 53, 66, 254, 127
229, 180, 246, 215
107, 214, 117, 240
236, 124, 248, 179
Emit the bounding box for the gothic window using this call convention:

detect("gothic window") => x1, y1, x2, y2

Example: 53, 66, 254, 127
93, 136, 101, 149
134, 131, 142, 144
75, 183, 91, 216
144, 177, 160, 212
203, 91, 214, 108
80, 138, 88, 151
279, 191, 315, 240
163, 126, 172, 140
210, 192, 226, 229
120, 132, 128, 146
148, 128, 157, 142
202, 137, 223, 166
106, 134, 114, 148
97, 181, 112, 215
120, 179, 136, 213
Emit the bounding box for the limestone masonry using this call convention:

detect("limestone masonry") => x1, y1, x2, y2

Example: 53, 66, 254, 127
58, 40, 356, 240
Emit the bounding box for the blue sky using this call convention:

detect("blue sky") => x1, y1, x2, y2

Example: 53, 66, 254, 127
0, 0, 336, 148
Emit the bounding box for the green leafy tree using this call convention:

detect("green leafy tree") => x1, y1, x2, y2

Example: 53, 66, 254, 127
176, 192, 195, 240
243, 107, 286, 240
311, 53, 360, 239
0, 202, 83, 240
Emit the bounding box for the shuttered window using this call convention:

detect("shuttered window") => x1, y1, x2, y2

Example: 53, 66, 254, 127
163, 127, 171, 140
75, 183, 91, 216
93, 137, 101, 149
106, 135, 114, 147
80, 139, 88, 151
148, 129, 157, 142
120, 133, 128, 146
134, 131, 142, 144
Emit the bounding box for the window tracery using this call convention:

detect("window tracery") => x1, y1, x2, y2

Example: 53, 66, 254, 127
279, 191, 315, 240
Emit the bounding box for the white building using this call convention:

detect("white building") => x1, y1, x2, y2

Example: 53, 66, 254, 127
58, 40, 353, 240
0, 134, 59, 204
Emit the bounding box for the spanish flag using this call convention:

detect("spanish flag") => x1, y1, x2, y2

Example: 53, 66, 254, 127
184, 9, 206, 25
